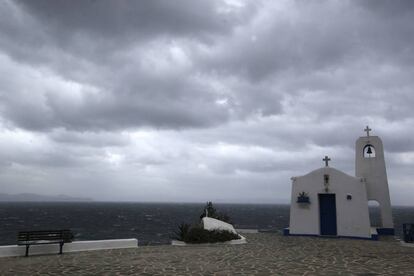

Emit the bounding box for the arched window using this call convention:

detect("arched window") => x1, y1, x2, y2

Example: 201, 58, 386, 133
363, 144, 376, 158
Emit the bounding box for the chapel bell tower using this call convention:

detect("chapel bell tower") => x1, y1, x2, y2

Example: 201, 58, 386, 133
355, 126, 394, 233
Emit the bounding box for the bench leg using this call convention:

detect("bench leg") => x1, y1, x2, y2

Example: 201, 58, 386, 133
25, 245, 29, 257
59, 242, 63, 254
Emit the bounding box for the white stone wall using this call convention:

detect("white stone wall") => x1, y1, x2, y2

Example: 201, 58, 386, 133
0, 239, 138, 258
289, 167, 371, 238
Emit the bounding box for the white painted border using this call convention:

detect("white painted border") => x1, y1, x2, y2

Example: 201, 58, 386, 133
236, 229, 259, 234
171, 235, 246, 246
0, 239, 138, 258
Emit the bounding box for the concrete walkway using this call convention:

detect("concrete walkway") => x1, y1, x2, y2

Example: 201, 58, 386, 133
0, 233, 413, 275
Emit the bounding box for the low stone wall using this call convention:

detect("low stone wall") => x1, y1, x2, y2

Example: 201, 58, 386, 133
236, 229, 259, 234
0, 238, 138, 257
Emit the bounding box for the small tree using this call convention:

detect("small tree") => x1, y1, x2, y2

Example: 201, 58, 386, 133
200, 201, 217, 219
173, 223, 191, 241
199, 201, 231, 223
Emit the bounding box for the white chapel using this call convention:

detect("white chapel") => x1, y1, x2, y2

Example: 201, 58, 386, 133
284, 127, 394, 240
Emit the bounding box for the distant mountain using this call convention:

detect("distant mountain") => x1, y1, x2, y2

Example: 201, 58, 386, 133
0, 193, 93, 202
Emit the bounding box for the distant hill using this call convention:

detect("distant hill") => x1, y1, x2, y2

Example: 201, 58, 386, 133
0, 193, 93, 202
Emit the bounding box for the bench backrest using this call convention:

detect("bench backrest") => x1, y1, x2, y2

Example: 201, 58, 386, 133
18, 230, 73, 243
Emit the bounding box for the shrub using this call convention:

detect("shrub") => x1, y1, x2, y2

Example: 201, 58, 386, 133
174, 201, 238, 244
181, 225, 240, 244
174, 223, 191, 241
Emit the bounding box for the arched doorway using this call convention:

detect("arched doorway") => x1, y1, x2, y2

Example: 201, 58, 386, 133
368, 200, 381, 227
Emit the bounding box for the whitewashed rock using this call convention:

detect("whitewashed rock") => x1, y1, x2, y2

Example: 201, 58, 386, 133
201, 217, 237, 234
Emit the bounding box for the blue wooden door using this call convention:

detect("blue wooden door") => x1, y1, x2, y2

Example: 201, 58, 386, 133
319, 194, 337, 236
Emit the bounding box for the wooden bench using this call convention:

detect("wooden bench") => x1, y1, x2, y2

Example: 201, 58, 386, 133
17, 230, 73, 257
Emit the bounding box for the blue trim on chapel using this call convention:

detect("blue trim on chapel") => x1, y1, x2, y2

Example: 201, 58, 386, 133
376, 228, 395, 235
283, 227, 380, 241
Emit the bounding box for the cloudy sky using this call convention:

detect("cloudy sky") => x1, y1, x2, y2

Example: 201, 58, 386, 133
0, 0, 413, 204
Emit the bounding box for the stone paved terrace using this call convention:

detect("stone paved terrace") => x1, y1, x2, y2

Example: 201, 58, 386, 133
0, 233, 413, 275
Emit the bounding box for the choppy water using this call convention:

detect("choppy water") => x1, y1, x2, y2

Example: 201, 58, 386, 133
0, 202, 412, 246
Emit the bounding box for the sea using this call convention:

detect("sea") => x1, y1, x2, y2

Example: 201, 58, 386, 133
0, 202, 413, 246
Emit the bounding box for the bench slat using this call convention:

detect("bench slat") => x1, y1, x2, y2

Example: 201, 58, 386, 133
17, 230, 73, 242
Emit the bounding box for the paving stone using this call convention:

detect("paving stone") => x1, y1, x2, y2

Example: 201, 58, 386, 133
0, 233, 412, 275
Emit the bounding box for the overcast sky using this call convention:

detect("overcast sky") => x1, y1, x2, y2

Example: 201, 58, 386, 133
0, 0, 413, 204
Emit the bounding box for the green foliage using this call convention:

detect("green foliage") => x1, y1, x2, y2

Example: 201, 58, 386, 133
200, 201, 217, 219
174, 201, 238, 244
174, 223, 191, 241
297, 191, 310, 203
179, 225, 240, 244
199, 201, 232, 223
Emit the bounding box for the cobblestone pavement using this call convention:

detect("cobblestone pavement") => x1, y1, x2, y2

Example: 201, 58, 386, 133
0, 233, 413, 275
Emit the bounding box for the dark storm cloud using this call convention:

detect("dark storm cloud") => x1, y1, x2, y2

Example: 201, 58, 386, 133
16, 0, 237, 40
0, 55, 232, 131
0, 0, 414, 204
200, 0, 414, 83
0, 0, 256, 131
49, 129, 130, 147
2, 0, 412, 131
3, 0, 244, 65
357, 0, 414, 16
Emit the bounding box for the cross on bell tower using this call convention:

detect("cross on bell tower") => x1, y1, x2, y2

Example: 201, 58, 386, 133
364, 126, 372, 137
323, 156, 331, 167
